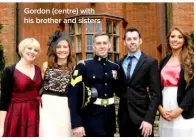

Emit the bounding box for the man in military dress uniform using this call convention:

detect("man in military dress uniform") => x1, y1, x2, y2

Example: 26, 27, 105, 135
68, 33, 122, 137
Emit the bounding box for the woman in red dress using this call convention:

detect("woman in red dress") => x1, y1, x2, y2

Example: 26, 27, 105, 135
0, 38, 43, 137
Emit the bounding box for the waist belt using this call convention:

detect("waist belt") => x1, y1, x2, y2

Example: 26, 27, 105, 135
43, 90, 68, 97
93, 97, 114, 107
11, 96, 42, 107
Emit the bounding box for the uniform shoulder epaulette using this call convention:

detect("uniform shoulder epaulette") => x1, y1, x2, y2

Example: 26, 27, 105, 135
108, 60, 120, 68
84, 58, 93, 62
77, 58, 93, 65
77, 60, 85, 65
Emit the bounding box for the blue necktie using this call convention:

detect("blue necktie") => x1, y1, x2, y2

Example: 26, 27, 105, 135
126, 56, 134, 80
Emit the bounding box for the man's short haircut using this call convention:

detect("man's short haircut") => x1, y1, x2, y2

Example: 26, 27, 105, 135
123, 27, 141, 40
93, 32, 110, 43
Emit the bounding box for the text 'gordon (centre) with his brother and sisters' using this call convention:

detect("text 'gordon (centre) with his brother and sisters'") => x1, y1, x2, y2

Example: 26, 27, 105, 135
24, 8, 95, 15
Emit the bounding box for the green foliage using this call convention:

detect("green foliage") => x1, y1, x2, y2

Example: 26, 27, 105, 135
0, 23, 5, 79
0, 44, 5, 72
190, 31, 194, 45
0, 23, 3, 32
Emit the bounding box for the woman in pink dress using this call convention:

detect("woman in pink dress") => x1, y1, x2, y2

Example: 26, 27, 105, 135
158, 27, 194, 137
0, 38, 43, 137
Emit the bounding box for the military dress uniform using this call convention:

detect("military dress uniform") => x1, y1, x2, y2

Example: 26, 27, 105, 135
68, 55, 121, 137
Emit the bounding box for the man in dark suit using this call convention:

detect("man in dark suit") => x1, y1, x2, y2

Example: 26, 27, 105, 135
117, 27, 161, 137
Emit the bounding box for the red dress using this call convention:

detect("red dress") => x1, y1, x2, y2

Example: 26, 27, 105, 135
3, 66, 42, 137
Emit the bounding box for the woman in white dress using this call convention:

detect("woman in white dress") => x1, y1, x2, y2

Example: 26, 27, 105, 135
158, 27, 194, 137
39, 32, 76, 136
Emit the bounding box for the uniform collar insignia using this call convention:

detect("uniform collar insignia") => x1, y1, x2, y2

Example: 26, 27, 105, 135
94, 55, 108, 62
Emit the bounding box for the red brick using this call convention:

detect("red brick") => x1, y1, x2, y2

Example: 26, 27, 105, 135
0, 3, 194, 67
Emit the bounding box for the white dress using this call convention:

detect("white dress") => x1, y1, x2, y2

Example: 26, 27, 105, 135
39, 68, 72, 137
159, 65, 194, 137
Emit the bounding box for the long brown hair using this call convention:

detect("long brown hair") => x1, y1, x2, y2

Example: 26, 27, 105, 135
166, 27, 194, 85
48, 37, 76, 72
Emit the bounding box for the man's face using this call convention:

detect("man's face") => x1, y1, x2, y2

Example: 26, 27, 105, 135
124, 31, 142, 53
93, 35, 111, 58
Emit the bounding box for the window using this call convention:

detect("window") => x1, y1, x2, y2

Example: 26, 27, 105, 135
76, 24, 82, 53
114, 53, 119, 61
69, 23, 82, 60
113, 36, 119, 52
69, 23, 74, 35
86, 53, 93, 59
106, 20, 119, 62
95, 22, 102, 33
76, 36, 81, 52
86, 35, 93, 52
106, 21, 112, 34
108, 53, 113, 60
76, 23, 81, 35
85, 22, 102, 59
68, 16, 122, 61
76, 53, 82, 62
70, 36, 75, 52
113, 22, 119, 34
86, 23, 93, 33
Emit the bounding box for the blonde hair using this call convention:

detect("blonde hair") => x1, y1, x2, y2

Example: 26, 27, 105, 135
18, 38, 41, 57
93, 32, 110, 43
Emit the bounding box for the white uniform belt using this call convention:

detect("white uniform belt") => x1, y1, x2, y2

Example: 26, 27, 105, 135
93, 97, 114, 106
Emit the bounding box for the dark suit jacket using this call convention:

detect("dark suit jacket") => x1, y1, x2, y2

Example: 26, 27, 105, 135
159, 55, 194, 119
0, 64, 16, 111
117, 53, 161, 126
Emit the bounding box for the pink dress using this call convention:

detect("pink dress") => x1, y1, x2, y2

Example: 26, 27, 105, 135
159, 65, 194, 137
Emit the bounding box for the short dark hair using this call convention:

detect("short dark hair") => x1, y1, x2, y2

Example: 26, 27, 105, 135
123, 27, 141, 40
93, 32, 109, 43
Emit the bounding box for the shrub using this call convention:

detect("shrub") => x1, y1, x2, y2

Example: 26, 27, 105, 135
190, 31, 194, 45
0, 23, 5, 79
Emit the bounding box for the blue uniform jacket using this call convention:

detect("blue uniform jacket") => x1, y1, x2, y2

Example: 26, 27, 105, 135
68, 55, 122, 135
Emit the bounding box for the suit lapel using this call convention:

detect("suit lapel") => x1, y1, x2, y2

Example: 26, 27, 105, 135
117, 55, 128, 83
160, 55, 186, 93
160, 55, 171, 70
129, 53, 146, 82
118, 55, 126, 67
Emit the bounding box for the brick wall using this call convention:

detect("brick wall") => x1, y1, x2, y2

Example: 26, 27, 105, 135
171, 3, 194, 33
0, 3, 194, 66
0, 3, 18, 66
125, 3, 166, 61
63, 3, 165, 61
18, 3, 64, 67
